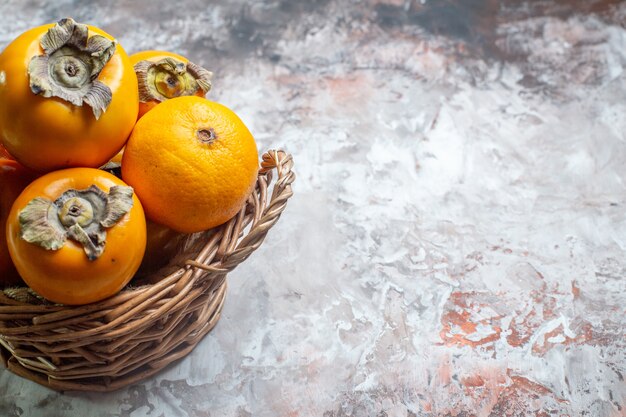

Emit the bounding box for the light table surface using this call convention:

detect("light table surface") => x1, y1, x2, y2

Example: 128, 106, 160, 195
1, 1, 625, 416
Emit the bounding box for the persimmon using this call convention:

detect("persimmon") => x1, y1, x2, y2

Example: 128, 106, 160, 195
122, 96, 258, 233
0, 143, 13, 160
0, 18, 138, 172
6, 168, 146, 305
130, 50, 212, 119
138, 220, 185, 275
0, 159, 36, 287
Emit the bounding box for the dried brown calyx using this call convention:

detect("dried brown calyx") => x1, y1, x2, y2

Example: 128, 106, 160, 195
134, 57, 212, 103
28, 17, 117, 119
19, 185, 134, 261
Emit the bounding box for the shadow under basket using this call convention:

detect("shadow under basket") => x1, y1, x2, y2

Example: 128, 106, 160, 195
0, 150, 295, 392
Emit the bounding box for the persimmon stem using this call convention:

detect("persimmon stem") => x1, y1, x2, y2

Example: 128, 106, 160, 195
27, 18, 116, 120
58, 197, 94, 227
135, 57, 213, 103
19, 185, 134, 261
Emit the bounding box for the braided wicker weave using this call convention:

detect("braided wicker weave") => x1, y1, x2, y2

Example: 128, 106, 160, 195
0, 149, 294, 392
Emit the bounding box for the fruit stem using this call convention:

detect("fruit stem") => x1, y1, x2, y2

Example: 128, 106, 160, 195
197, 128, 217, 144
135, 57, 213, 103
18, 185, 134, 261
27, 18, 116, 120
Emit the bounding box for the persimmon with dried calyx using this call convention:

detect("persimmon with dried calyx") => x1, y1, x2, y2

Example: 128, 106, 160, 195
0, 159, 36, 287
130, 50, 212, 119
6, 168, 146, 305
0, 18, 138, 172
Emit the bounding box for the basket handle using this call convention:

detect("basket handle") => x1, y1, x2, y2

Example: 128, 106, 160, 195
186, 149, 295, 274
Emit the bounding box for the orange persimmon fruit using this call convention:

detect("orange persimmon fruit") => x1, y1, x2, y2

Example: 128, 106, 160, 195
0, 18, 138, 172
6, 168, 146, 305
0, 159, 36, 287
0, 143, 14, 160
138, 220, 185, 276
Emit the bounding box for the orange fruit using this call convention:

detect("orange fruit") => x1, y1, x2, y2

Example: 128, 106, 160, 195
0, 159, 36, 287
0, 18, 139, 172
121, 96, 258, 233
6, 168, 146, 305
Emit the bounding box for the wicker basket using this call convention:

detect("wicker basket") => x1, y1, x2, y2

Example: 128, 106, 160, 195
0, 149, 294, 392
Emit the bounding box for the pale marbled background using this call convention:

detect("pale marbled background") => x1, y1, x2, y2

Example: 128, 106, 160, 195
0, 0, 625, 416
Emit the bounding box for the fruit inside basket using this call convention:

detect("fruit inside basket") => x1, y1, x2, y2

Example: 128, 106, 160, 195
0, 150, 294, 392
